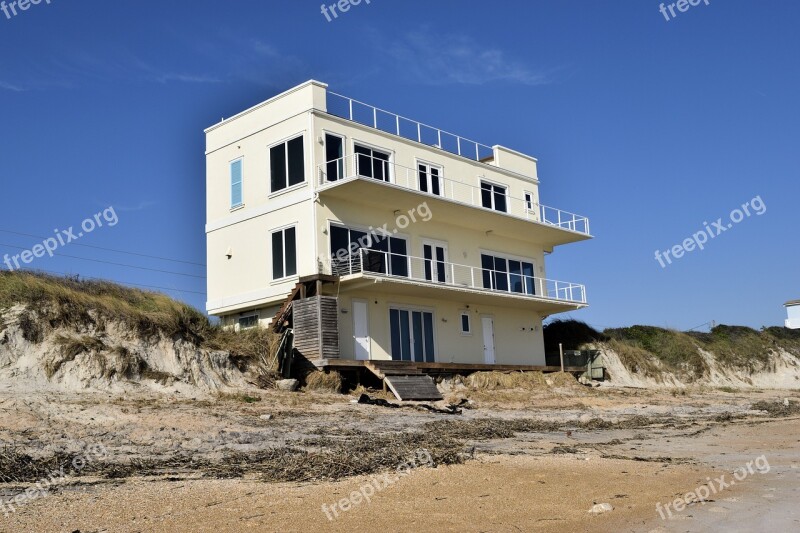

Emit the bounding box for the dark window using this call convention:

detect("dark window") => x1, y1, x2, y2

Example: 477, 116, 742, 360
481, 253, 535, 295
424, 244, 446, 282
424, 245, 433, 280
494, 257, 508, 291
355, 144, 390, 182
523, 262, 535, 295
287, 137, 305, 187
399, 310, 411, 361
325, 134, 344, 182
329, 225, 407, 278
480, 181, 508, 213
270, 145, 286, 192
271, 227, 297, 279
390, 309, 402, 360
509, 260, 523, 293
481, 254, 494, 289
270, 136, 305, 192
460, 313, 471, 334
481, 182, 493, 209
524, 192, 534, 211
418, 163, 442, 196
423, 312, 435, 362
412, 312, 424, 362
389, 237, 408, 277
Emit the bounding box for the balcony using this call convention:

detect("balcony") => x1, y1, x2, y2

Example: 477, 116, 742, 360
327, 92, 496, 162
317, 154, 591, 247
330, 249, 587, 313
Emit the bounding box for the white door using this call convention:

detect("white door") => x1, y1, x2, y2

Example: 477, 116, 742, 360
482, 317, 496, 364
353, 300, 370, 360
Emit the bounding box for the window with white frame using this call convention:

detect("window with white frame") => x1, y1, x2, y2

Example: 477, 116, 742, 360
354, 143, 391, 182
271, 226, 297, 280
481, 253, 536, 295
230, 159, 243, 208
324, 133, 345, 182
270, 135, 305, 193
417, 162, 443, 196
524, 191, 535, 213
480, 181, 508, 213
460, 311, 472, 335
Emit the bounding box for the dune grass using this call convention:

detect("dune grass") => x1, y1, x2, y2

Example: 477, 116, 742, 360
0, 270, 279, 379
302, 370, 344, 393
545, 320, 800, 380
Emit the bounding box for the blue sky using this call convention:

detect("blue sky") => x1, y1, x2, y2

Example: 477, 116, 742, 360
0, 0, 797, 331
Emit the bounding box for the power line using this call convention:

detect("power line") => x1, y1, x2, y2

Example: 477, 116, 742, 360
15, 267, 207, 296
0, 229, 206, 267
0, 243, 206, 279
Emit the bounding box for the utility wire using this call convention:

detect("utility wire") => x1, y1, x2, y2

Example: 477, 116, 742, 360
0, 243, 205, 279
0, 229, 205, 267
14, 267, 207, 296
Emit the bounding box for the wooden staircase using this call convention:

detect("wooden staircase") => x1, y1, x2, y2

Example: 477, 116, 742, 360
364, 360, 422, 379
364, 361, 443, 401
271, 274, 338, 333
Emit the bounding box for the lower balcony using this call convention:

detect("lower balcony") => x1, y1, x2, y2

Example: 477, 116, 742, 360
330, 248, 587, 314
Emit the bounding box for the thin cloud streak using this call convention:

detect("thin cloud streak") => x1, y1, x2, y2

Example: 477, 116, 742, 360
386, 30, 557, 86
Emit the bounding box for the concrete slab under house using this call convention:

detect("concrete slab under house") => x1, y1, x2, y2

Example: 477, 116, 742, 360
204, 80, 592, 382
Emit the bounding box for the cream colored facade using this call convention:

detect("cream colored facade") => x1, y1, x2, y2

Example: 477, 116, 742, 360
205, 80, 592, 365
786, 301, 800, 329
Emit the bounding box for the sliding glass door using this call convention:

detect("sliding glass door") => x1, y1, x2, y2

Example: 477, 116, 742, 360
389, 308, 435, 362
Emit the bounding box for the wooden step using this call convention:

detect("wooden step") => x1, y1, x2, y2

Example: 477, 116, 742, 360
384, 375, 443, 401
364, 361, 422, 379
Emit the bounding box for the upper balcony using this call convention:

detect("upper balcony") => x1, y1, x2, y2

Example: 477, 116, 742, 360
316, 153, 591, 248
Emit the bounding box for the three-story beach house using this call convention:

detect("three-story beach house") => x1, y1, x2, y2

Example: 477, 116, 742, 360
205, 80, 591, 367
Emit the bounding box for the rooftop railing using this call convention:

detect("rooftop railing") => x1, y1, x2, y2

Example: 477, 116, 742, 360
332, 249, 587, 304
327, 92, 495, 162
318, 154, 590, 235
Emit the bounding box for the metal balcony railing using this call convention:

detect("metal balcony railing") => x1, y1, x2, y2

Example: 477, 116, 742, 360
327, 92, 495, 162
332, 248, 587, 304
318, 154, 590, 235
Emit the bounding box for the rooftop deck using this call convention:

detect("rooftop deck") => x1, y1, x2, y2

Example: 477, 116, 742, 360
327, 91, 496, 162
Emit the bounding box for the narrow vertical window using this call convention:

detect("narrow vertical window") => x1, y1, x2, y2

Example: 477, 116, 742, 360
230, 159, 243, 208
271, 226, 297, 280
524, 192, 534, 212
325, 134, 345, 181
460, 312, 471, 335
